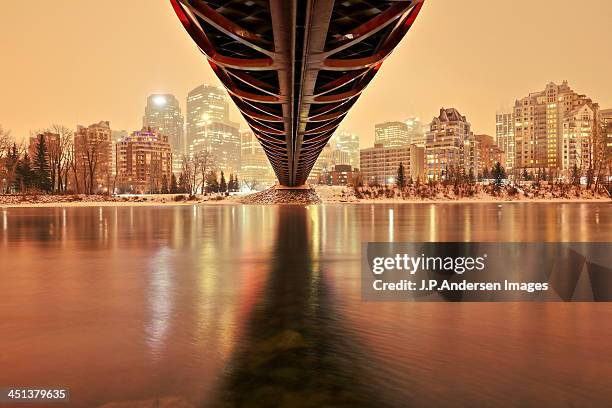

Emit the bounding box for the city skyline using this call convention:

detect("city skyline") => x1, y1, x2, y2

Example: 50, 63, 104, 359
1, 0, 611, 145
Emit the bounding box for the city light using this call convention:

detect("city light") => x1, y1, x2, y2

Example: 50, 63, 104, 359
153, 95, 167, 106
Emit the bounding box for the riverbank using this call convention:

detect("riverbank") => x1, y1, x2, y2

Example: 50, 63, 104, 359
0, 186, 609, 208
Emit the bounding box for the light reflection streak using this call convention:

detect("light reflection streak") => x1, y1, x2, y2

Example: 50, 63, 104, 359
146, 247, 174, 359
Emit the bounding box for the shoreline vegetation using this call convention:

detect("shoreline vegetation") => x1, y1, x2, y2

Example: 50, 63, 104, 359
0, 183, 609, 208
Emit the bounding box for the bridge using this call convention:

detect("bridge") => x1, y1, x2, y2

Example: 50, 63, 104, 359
171, 0, 424, 187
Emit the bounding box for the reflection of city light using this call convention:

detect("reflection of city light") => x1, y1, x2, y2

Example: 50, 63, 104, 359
153, 95, 167, 106
146, 247, 173, 359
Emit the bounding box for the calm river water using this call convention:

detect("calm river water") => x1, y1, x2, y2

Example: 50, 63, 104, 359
1, 203, 611, 408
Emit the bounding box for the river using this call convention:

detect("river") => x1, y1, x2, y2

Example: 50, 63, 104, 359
0, 203, 611, 407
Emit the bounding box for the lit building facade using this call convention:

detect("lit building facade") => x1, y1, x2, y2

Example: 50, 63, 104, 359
333, 130, 360, 169
143, 94, 184, 154
475, 134, 505, 174
360, 143, 425, 186
513, 81, 598, 176
74, 121, 113, 193
111, 130, 128, 176
189, 121, 241, 175
601, 109, 612, 159
309, 143, 351, 184
116, 128, 173, 194
186, 84, 229, 148
561, 103, 598, 175
375, 121, 410, 147
495, 111, 515, 172
425, 108, 479, 180
405, 117, 426, 146
240, 129, 274, 187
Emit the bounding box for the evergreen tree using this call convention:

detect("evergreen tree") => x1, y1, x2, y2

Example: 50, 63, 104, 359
396, 163, 406, 188
161, 174, 169, 194
491, 162, 506, 188
206, 171, 219, 193
227, 174, 235, 192
170, 173, 179, 194
16, 152, 33, 192
5, 143, 20, 193
178, 172, 188, 193
32, 136, 51, 192
571, 164, 580, 185
233, 174, 240, 192
219, 171, 227, 193
468, 168, 475, 184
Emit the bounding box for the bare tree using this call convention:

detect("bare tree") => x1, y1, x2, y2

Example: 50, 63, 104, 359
0, 126, 12, 159
0, 127, 26, 194
45, 124, 73, 193
181, 155, 198, 196
245, 178, 260, 191
195, 150, 214, 195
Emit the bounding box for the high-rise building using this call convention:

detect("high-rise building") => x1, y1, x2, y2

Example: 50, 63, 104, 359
240, 129, 274, 188
513, 81, 598, 175
186, 84, 229, 148
360, 143, 425, 186
186, 84, 240, 173
600, 109, 612, 159
143, 94, 184, 154
561, 103, 598, 174
189, 121, 241, 175
475, 134, 505, 174
375, 121, 410, 147
332, 130, 360, 169
425, 108, 479, 180
111, 130, 129, 176
116, 128, 173, 194
495, 111, 515, 172
404, 117, 426, 146
309, 142, 351, 184
74, 121, 113, 194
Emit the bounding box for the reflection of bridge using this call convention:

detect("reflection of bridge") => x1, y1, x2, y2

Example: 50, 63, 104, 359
171, 0, 424, 187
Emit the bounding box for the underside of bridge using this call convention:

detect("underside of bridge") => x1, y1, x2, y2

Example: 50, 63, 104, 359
171, 0, 424, 187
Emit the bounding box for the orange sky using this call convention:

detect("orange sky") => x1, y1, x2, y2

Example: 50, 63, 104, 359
1, 0, 611, 146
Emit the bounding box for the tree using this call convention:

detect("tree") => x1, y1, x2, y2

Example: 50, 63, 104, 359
491, 162, 506, 189
170, 173, 179, 194
522, 168, 529, 182
46, 125, 73, 193
571, 164, 581, 186
396, 163, 406, 189
219, 171, 227, 193
245, 178, 260, 191
206, 171, 219, 193
0, 126, 12, 162
178, 171, 188, 194
194, 150, 214, 194
15, 152, 34, 192
32, 135, 52, 192
3, 142, 24, 193
468, 168, 475, 184
229, 174, 240, 192
161, 174, 169, 194
483, 167, 490, 180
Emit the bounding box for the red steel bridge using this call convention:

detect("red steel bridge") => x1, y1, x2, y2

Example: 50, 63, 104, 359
171, 0, 424, 187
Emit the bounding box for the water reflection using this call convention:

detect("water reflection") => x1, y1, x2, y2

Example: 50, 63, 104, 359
208, 206, 380, 407
0, 203, 611, 408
